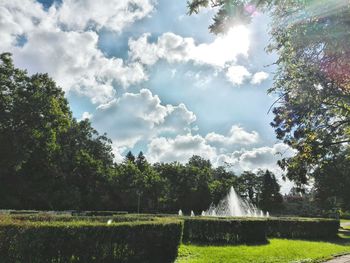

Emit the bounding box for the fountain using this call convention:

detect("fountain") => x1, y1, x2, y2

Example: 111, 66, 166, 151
190, 210, 195, 217
107, 219, 113, 225
178, 209, 183, 216
201, 186, 268, 217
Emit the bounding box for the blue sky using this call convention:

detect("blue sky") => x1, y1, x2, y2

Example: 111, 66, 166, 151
0, 0, 295, 192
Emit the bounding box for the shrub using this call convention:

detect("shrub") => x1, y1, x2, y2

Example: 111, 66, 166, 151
182, 217, 267, 244
266, 217, 340, 239
340, 211, 350, 219
0, 218, 183, 263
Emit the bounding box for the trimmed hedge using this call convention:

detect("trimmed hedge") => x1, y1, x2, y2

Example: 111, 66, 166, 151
182, 217, 267, 244
5, 214, 158, 223
0, 218, 183, 263
266, 217, 340, 239
181, 217, 339, 244
72, 211, 128, 216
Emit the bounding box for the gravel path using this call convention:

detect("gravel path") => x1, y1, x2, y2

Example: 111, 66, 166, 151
324, 222, 350, 262
324, 255, 350, 263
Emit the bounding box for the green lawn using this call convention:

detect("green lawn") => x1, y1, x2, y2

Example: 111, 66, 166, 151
176, 234, 350, 263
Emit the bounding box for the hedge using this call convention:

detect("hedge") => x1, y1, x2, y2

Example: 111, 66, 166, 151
5, 214, 158, 223
72, 211, 128, 216
182, 217, 267, 244
0, 218, 183, 263
266, 217, 340, 239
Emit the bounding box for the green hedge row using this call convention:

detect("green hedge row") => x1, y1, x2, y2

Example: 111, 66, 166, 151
181, 217, 339, 244
0, 218, 183, 263
182, 217, 267, 244
5, 214, 158, 223
266, 217, 340, 239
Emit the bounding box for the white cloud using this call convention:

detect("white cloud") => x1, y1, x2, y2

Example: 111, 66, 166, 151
129, 26, 250, 67
0, 0, 47, 51
92, 89, 197, 148
12, 29, 147, 104
147, 134, 217, 163
80, 112, 93, 120
146, 128, 289, 169
55, 0, 154, 32
0, 0, 150, 105
225, 65, 251, 85
251, 71, 269, 84
205, 125, 259, 150
216, 143, 296, 193
145, 132, 295, 193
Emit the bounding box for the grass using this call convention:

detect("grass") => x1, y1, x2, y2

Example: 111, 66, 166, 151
176, 233, 350, 263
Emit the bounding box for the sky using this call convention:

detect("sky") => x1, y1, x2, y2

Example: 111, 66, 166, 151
0, 0, 296, 192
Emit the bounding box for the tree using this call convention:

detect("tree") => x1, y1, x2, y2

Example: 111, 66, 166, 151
0, 53, 115, 210
136, 151, 147, 171
236, 171, 260, 205
258, 170, 283, 213
125, 151, 135, 164
188, 0, 350, 188
313, 150, 350, 211
211, 166, 237, 204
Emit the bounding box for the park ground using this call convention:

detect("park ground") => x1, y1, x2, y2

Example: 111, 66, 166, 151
176, 220, 350, 263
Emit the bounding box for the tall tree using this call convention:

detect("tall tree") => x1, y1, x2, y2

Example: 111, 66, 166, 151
0, 53, 115, 210
237, 171, 260, 205
258, 170, 283, 213
188, 0, 350, 188
125, 151, 136, 164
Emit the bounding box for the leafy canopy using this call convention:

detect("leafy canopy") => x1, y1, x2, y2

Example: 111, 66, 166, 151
188, 0, 350, 188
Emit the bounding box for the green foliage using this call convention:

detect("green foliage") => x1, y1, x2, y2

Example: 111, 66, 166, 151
313, 152, 350, 211
258, 170, 283, 213
0, 53, 115, 210
181, 216, 338, 244
182, 217, 267, 244
0, 53, 285, 213
0, 217, 183, 263
266, 217, 340, 239
187, 0, 350, 210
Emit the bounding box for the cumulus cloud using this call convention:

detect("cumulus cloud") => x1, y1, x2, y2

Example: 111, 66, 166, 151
147, 134, 217, 163
251, 71, 269, 84
225, 65, 251, 85
146, 134, 295, 193
129, 26, 250, 67
56, 0, 154, 32
92, 89, 197, 148
147, 134, 294, 171
205, 125, 259, 151
0, 0, 151, 105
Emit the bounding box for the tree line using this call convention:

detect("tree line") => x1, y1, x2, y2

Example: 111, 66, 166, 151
0, 53, 283, 213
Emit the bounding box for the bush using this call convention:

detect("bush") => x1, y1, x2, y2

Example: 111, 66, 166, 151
182, 217, 267, 244
0, 218, 183, 263
266, 217, 340, 239
340, 211, 350, 219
